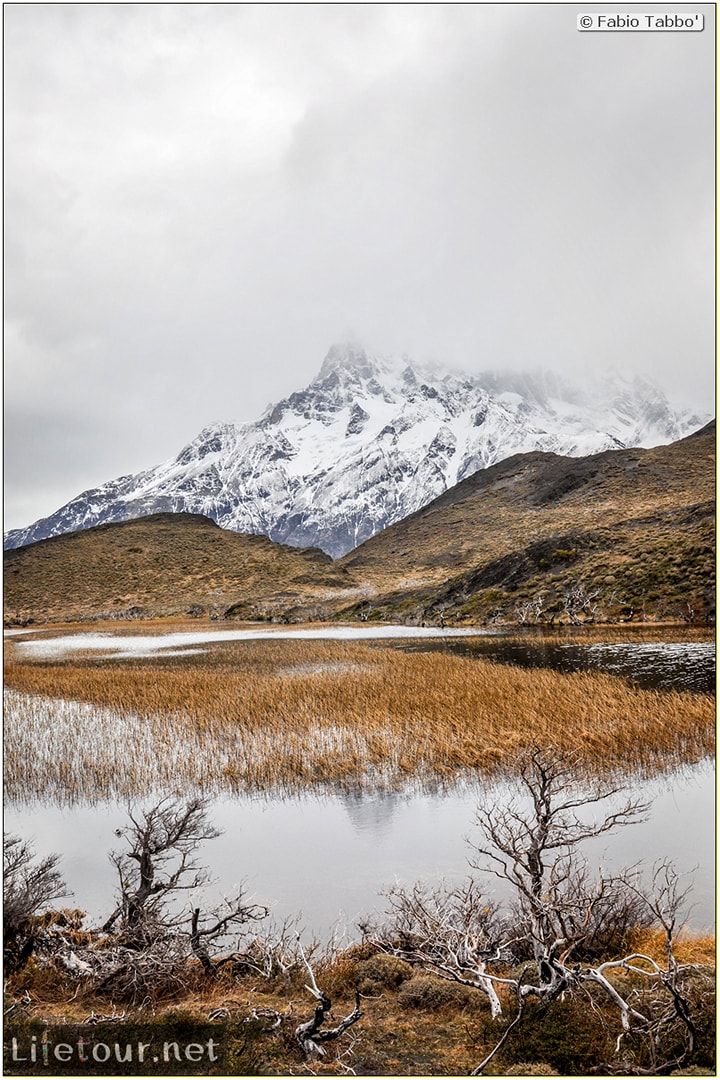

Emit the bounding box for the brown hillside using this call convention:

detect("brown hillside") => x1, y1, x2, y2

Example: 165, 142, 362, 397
3, 513, 358, 625
336, 422, 715, 624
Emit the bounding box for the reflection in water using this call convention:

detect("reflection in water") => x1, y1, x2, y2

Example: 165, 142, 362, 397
582, 642, 715, 692
395, 637, 715, 693
5, 761, 714, 940
340, 789, 401, 838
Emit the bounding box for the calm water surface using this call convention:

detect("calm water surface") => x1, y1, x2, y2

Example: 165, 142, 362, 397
392, 634, 716, 693
5, 760, 714, 939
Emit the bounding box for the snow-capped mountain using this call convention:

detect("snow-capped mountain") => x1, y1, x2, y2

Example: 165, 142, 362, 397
5, 344, 709, 557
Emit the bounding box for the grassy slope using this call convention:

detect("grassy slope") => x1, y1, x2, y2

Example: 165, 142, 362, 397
3, 513, 358, 624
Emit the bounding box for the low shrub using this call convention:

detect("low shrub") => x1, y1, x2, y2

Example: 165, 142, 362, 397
669, 1068, 716, 1076
504, 1064, 560, 1076
494, 996, 615, 1075
314, 955, 359, 997
355, 954, 414, 993
397, 974, 477, 1011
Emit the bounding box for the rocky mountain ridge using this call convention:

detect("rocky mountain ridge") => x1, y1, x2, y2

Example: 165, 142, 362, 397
5, 343, 709, 556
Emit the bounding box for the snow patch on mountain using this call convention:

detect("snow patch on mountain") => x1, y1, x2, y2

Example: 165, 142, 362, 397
5, 344, 710, 556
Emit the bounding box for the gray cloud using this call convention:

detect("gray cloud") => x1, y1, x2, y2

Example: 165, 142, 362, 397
4, 3, 715, 531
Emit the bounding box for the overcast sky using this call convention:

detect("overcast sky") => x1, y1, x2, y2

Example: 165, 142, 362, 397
4, 3, 715, 531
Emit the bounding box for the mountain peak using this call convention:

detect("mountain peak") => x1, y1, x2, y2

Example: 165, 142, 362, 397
317, 342, 375, 382
4, 344, 711, 557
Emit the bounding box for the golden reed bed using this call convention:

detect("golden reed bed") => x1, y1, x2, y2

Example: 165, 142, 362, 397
4, 639, 713, 801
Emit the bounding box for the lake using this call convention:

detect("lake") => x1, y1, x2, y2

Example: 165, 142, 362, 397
4, 624, 715, 940
5, 759, 714, 940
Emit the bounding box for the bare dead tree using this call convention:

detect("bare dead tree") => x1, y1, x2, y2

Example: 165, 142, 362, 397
189, 895, 268, 975
562, 581, 602, 624
3, 834, 68, 971
606, 859, 706, 1075
230, 914, 310, 980
102, 796, 222, 943
515, 594, 545, 625
679, 600, 696, 626
365, 878, 506, 1018
472, 751, 711, 1073
8, 798, 269, 1002
95, 797, 269, 990
294, 936, 363, 1060
366, 749, 711, 1075
470, 749, 650, 992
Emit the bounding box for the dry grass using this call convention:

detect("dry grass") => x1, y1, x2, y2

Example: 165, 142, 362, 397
485, 625, 716, 644
626, 928, 717, 967
4, 639, 714, 802
5, 934, 715, 1075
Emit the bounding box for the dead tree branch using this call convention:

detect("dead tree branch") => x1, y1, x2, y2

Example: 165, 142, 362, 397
295, 936, 363, 1059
